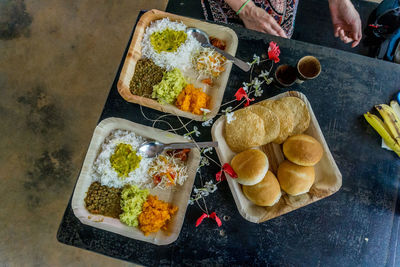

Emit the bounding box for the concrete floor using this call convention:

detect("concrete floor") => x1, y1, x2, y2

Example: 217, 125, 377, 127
0, 0, 167, 266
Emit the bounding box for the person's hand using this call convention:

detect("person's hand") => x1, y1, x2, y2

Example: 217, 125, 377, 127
238, 1, 287, 38
329, 0, 362, 47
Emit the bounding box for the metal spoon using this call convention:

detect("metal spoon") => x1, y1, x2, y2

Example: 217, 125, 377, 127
138, 141, 218, 158
186, 28, 251, 72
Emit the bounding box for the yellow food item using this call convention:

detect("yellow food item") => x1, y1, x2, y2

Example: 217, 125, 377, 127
138, 195, 178, 236
150, 28, 187, 53
110, 143, 142, 178
175, 84, 210, 115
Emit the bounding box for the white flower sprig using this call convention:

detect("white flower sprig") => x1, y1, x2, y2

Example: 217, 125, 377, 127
248, 54, 260, 66
202, 118, 213, 127
226, 112, 236, 124
201, 108, 211, 121
189, 180, 218, 205
184, 126, 201, 139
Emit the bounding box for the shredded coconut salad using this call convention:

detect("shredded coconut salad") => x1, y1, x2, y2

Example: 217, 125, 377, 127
148, 153, 188, 189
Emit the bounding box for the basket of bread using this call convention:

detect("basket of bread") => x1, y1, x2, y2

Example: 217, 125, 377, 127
211, 91, 342, 223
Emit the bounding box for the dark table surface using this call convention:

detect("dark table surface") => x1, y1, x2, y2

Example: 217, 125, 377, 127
57, 10, 400, 266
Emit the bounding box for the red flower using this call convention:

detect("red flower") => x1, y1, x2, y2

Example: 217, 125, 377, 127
234, 87, 254, 107
195, 212, 222, 227
222, 163, 237, 178
268, 41, 280, 63
215, 170, 226, 182
215, 163, 237, 182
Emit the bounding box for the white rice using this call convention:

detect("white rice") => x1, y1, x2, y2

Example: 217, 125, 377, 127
91, 129, 153, 188
141, 18, 201, 71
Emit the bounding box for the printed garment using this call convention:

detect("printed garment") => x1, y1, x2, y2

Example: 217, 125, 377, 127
201, 0, 298, 38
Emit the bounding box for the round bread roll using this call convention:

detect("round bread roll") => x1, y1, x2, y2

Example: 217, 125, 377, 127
277, 160, 315, 196
242, 171, 281, 206
283, 134, 323, 166
257, 100, 295, 144
281, 97, 310, 135
231, 149, 269, 185
247, 105, 280, 144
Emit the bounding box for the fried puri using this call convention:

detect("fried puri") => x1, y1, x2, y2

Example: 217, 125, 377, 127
225, 109, 265, 152
257, 100, 295, 144
246, 105, 280, 144
281, 97, 310, 135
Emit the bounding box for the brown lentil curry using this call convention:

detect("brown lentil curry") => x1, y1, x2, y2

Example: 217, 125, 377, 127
84, 182, 122, 218
129, 58, 165, 98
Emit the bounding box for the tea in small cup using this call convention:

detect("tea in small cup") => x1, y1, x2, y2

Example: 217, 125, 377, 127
296, 56, 321, 83
274, 64, 297, 88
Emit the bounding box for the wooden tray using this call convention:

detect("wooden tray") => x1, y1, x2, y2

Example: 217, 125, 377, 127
71, 117, 201, 245
211, 91, 342, 223
117, 9, 238, 121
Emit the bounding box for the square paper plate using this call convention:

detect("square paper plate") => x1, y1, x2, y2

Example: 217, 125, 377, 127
117, 9, 238, 121
71, 117, 201, 245
211, 91, 342, 223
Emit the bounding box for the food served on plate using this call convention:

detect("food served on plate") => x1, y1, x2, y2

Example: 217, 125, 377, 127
148, 150, 189, 188
127, 18, 227, 115
175, 84, 210, 115
277, 160, 315, 196
242, 171, 281, 206
129, 58, 165, 98
85, 129, 190, 235
247, 105, 280, 144
138, 195, 178, 236
224, 96, 310, 152
281, 97, 311, 135
84, 182, 122, 218
230, 149, 269, 185
224, 108, 268, 152
150, 27, 188, 53
224, 96, 324, 206
120, 185, 149, 227
141, 18, 200, 71
209, 36, 226, 50
194, 47, 227, 78
283, 134, 323, 166
91, 129, 153, 188
256, 99, 295, 144
152, 68, 187, 104
91, 129, 189, 189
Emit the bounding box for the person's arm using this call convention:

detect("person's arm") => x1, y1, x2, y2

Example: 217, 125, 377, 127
225, 0, 287, 38
328, 0, 362, 47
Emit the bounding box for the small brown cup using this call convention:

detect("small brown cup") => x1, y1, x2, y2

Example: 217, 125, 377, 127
296, 56, 321, 84
274, 64, 297, 88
